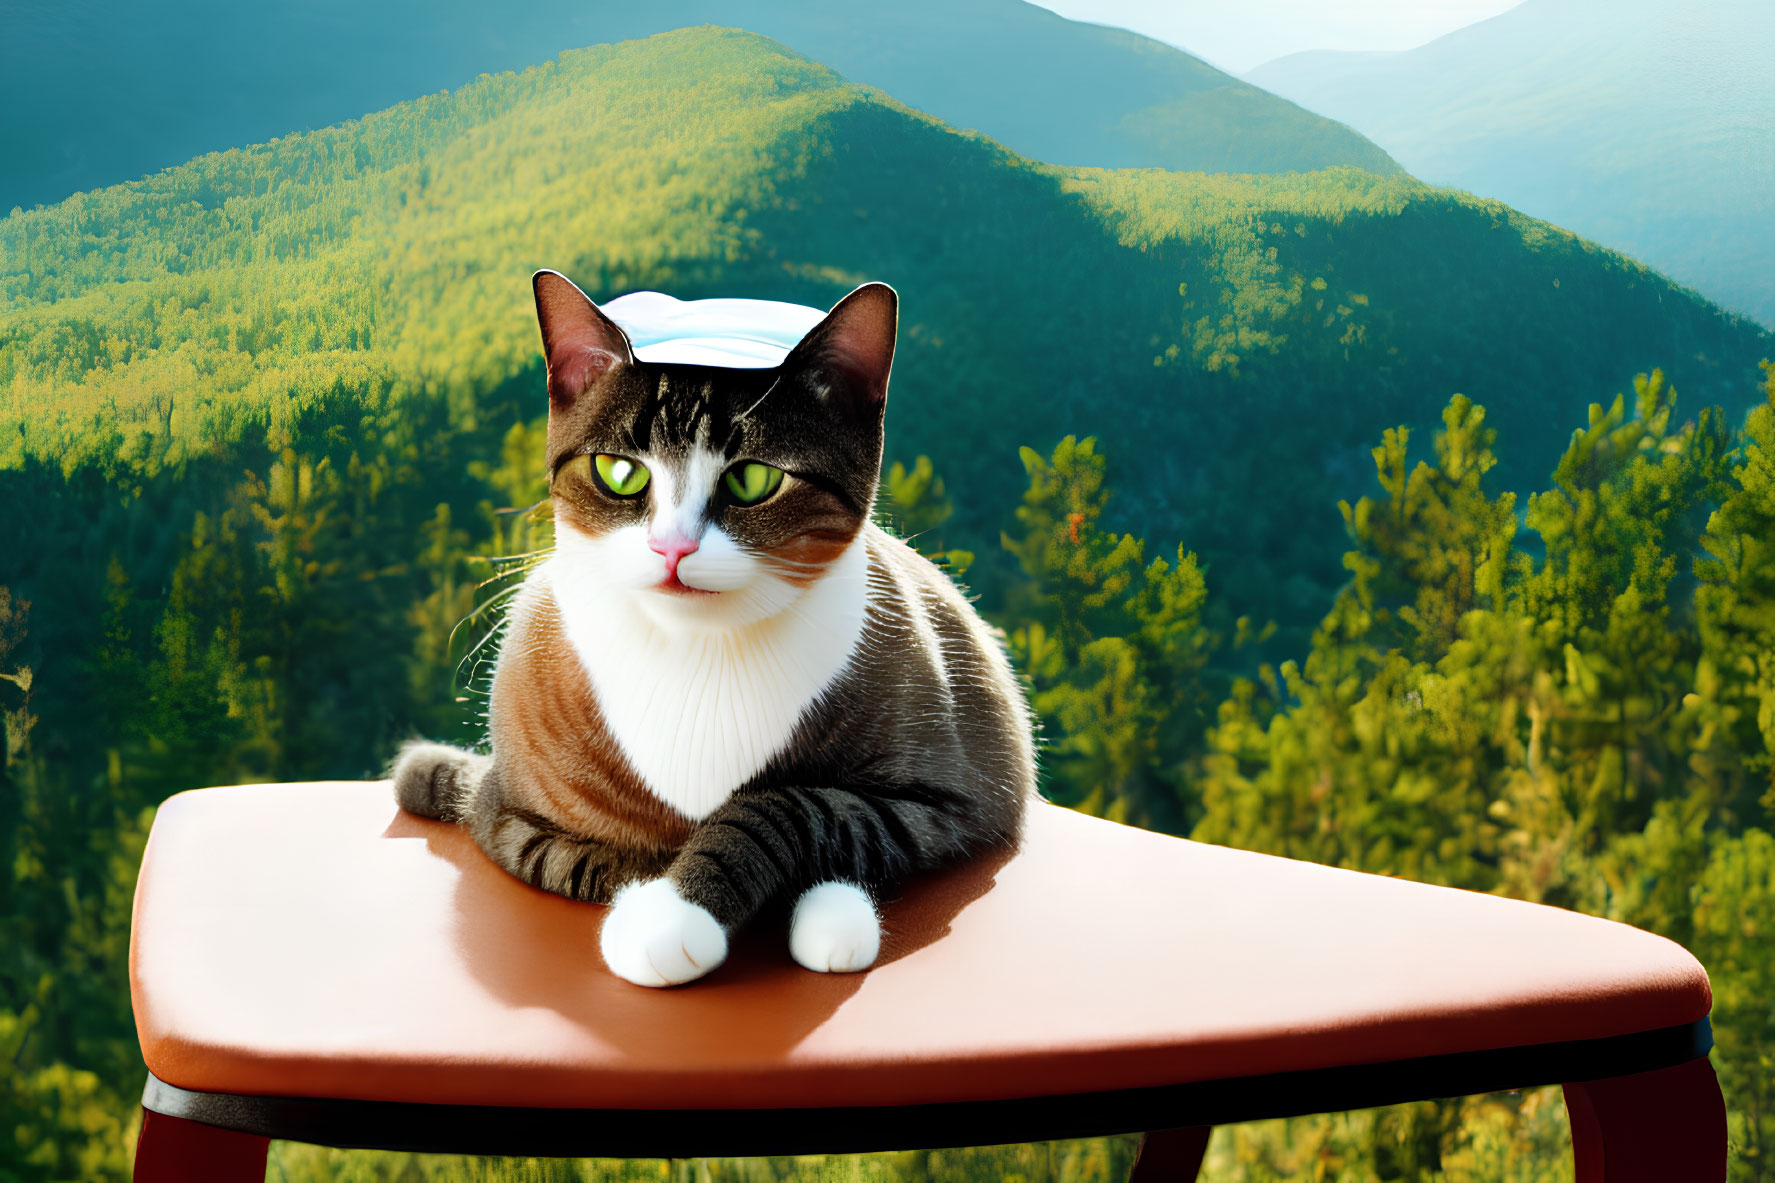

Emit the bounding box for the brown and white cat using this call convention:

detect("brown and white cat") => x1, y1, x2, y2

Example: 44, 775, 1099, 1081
392, 270, 1036, 987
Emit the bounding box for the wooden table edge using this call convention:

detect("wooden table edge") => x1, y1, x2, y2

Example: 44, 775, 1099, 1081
138, 1016, 1712, 1159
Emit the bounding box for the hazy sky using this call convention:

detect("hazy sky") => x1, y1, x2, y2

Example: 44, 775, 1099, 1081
1027, 0, 1526, 74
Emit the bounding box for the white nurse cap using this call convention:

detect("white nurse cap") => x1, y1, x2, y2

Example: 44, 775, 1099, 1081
601, 291, 827, 369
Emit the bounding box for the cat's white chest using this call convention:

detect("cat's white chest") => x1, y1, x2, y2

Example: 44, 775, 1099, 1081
544, 544, 868, 821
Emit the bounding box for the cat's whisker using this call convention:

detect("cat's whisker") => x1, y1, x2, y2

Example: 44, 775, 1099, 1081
472, 563, 551, 593
449, 594, 522, 696
737, 374, 784, 421
476, 547, 557, 565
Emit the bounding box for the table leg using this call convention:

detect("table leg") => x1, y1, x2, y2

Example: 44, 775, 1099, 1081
134, 1107, 269, 1183
1130, 1125, 1211, 1181
1563, 1055, 1727, 1183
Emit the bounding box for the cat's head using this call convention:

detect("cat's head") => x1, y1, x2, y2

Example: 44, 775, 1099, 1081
533, 270, 895, 630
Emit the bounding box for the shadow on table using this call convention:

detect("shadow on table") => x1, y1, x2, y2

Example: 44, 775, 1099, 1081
381, 807, 1013, 1063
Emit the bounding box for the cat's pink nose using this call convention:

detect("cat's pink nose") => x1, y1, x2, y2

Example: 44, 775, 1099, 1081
649, 535, 700, 581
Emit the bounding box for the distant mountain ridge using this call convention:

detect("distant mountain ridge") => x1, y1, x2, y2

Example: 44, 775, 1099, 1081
3, 27, 1767, 631
0, 0, 1396, 214
1247, 0, 1775, 327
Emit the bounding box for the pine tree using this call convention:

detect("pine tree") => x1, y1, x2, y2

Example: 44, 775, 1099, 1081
999, 437, 1216, 832
1196, 369, 1768, 1178
1693, 827, 1775, 1182
1688, 361, 1775, 832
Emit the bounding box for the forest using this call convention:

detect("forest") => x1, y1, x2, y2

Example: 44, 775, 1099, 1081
5, 357, 1772, 1179
3, 21, 1773, 1183
4, 27, 1769, 648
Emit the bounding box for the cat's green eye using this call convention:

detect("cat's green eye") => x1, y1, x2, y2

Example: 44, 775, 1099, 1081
591, 453, 650, 498
724, 461, 785, 505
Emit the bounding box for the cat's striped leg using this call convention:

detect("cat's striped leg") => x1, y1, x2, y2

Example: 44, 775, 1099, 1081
599, 784, 993, 986
396, 746, 660, 908
458, 771, 665, 906
464, 784, 719, 986
458, 774, 711, 986
476, 803, 660, 905
677, 784, 985, 921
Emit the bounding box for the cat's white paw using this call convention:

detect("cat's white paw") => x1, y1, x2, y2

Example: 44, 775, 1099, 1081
790, 881, 881, 973
599, 878, 728, 987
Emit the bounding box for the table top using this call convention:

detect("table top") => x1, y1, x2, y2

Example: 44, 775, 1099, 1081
130, 781, 1710, 1113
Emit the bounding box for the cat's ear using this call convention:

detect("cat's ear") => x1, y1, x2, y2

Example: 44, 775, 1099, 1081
782, 282, 897, 418
533, 269, 634, 409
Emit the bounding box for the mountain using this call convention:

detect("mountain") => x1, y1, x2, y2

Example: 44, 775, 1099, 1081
1247, 0, 1775, 327
0, 0, 1397, 216
4, 27, 1768, 632
6, 27, 1774, 1183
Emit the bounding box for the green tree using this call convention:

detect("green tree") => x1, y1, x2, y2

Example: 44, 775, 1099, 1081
1195, 396, 1523, 889
1000, 437, 1216, 832
882, 454, 974, 575
1196, 369, 1768, 1179
1687, 361, 1775, 832
1693, 828, 1775, 1182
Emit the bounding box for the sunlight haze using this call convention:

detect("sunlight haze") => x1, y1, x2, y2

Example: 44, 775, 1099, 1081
1027, 0, 1526, 73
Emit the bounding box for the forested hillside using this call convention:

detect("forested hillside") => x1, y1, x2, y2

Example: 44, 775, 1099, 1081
4, 26, 1768, 635
4, 24, 1774, 1182
2, 0, 1395, 214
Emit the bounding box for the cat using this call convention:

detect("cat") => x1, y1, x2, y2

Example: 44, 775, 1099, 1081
392, 270, 1036, 987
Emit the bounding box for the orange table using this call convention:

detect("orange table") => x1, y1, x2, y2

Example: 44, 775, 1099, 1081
129, 782, 1724, 1181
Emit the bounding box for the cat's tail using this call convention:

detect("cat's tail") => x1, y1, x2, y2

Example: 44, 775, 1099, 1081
390, 740, 490, 822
